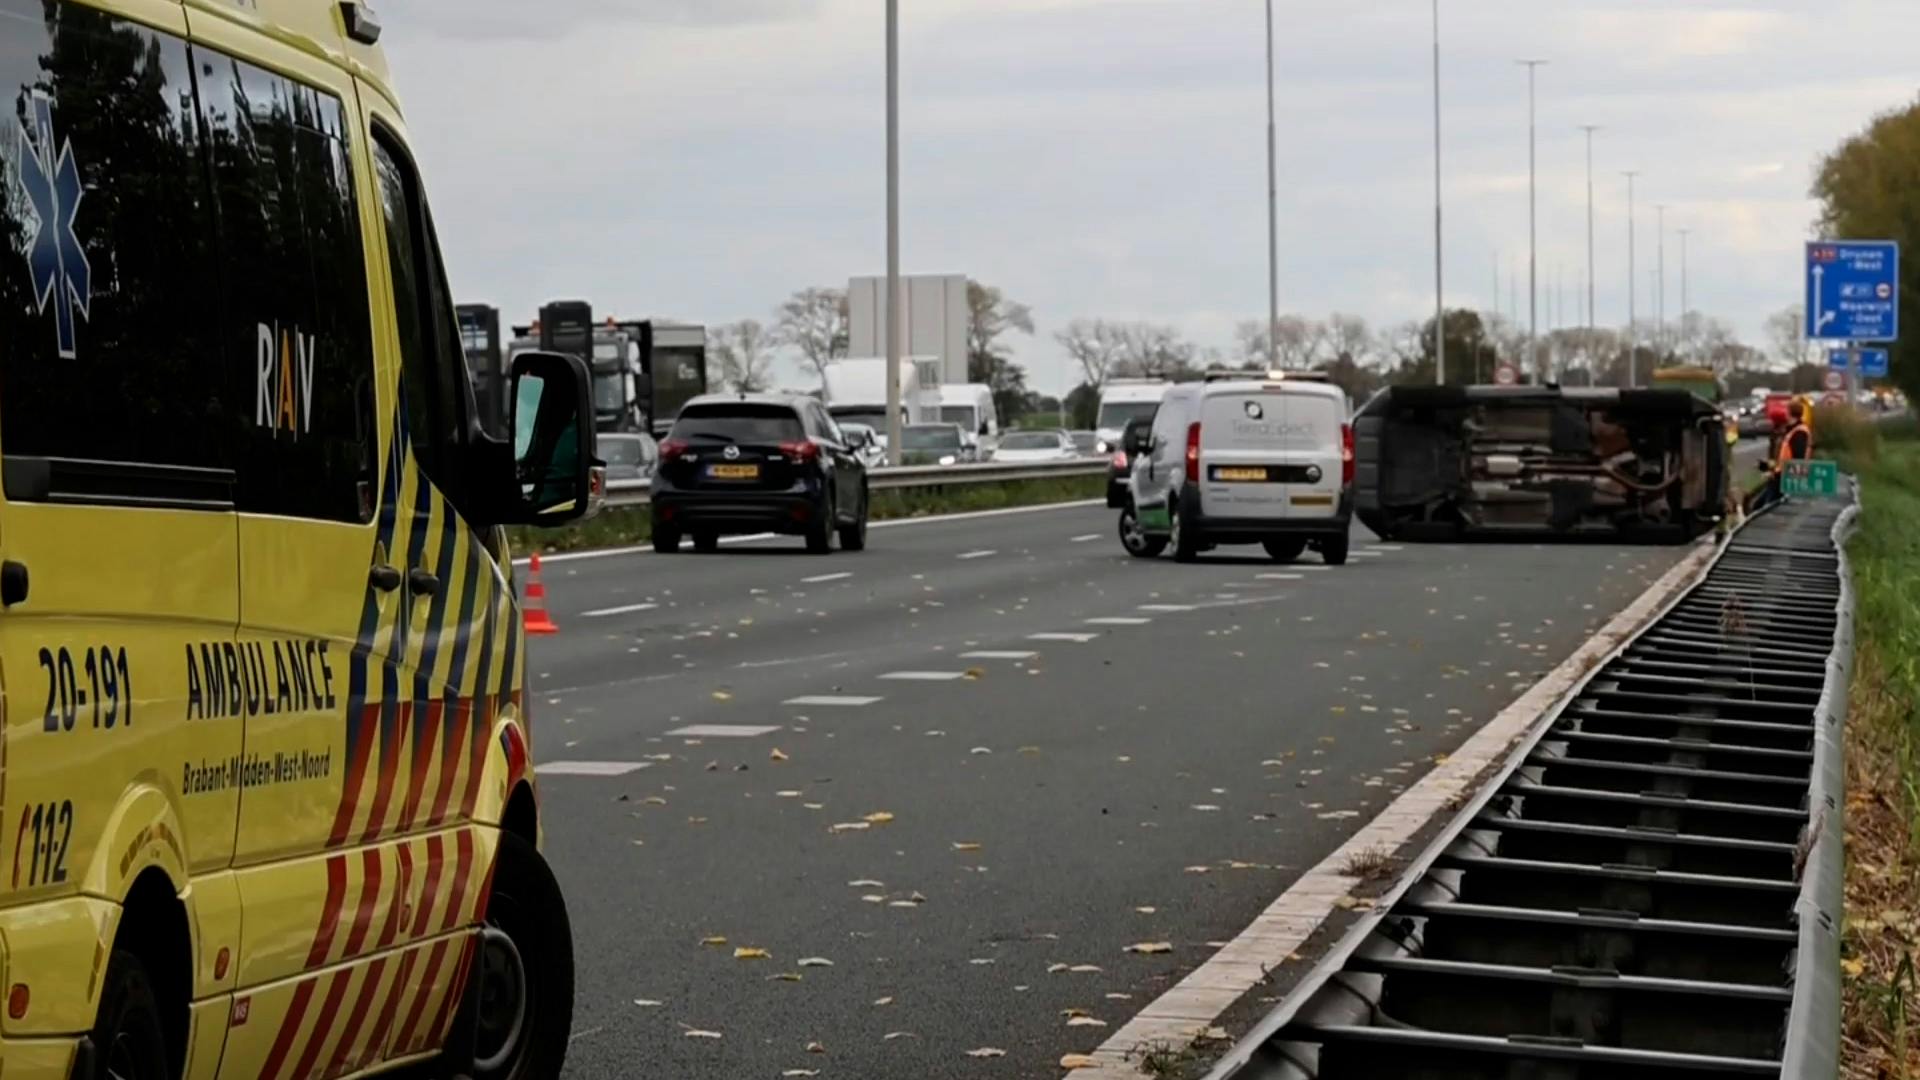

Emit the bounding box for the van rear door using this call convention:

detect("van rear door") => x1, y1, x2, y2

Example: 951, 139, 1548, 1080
1199, 389, 1343, 519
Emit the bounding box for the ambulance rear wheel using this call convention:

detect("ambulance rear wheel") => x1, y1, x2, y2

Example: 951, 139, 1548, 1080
86, 951, 172, 1080
469, 833, 575, 1080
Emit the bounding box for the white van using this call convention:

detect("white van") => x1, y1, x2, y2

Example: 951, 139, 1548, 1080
938, 384, 1000, 444
1096, 379, 1171, 451
1120, 373, 1353, 564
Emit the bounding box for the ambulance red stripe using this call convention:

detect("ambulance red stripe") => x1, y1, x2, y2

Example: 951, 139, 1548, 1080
441, 828, 474, 932
341, 848, 382, 959
255, 978, 317, 1080
306, 855, 349, 969
322, 956, 387, 1080
359, 699, 411, 844
286, 968, 353, 1080
392, 938, 450, 1055
397, 698, 442, 833
426, 696, 470, 829
410, 834, 445, 938
326, 702, 381, 848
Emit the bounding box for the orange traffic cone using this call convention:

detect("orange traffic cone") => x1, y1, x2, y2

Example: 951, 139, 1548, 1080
523, 552, 559, 635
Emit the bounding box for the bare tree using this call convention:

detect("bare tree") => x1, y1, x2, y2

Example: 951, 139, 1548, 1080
1115, 323, 1196, 380
1234, 320, 1271, 368
1764, 305, 1813, 371
772, 287, 849, 388
709, 319, 777, 393
1056, 319, 1129, 390
1272, 315, 1324, 369
966, 281, 1036, 373
1324, 313, 1373, 365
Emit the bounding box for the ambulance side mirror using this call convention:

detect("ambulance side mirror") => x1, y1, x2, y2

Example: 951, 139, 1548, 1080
508, 350, 598, 525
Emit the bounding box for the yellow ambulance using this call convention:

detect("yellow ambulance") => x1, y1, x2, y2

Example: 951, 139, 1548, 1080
0, 1, 595, 1077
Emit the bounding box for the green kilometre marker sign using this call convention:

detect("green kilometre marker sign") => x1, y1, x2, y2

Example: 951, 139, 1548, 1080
1780, 459, 1841, 498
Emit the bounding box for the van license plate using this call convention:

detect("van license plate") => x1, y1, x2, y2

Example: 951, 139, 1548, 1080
709, 464, 760, 479
1215, 467, 1268, 482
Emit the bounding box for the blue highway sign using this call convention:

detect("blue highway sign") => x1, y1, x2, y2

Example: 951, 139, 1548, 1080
1806, 241, 1899, 342
1829, 347, 1891, 378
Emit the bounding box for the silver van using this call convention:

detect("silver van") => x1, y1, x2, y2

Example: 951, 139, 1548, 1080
1119, 373, 1354, 564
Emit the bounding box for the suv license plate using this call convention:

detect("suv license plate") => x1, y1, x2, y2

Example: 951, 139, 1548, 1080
1215, 467, 1268, 482
709, 464, 760, 479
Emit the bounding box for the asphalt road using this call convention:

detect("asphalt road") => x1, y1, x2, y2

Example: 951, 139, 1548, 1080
518, 458, 1764, 1078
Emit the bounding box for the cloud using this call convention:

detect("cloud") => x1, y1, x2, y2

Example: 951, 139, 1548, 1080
382, 0, 826, 40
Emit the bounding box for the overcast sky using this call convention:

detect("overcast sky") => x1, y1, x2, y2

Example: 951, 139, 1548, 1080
383, 0, 1920, 393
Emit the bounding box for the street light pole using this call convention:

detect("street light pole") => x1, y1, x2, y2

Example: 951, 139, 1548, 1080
1265, 0, 1279, 369
1518, 59, 1547, 381
1431, 0, 1445, 385
1622, 170, 1639, 387
884, 0, 903, 463
1678, 227, 1691, 363
1654, 203, 1667, 360
1579, 124, 1599, 370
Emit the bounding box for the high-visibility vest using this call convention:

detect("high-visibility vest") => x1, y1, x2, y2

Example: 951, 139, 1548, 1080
1775, 423, 1812, 470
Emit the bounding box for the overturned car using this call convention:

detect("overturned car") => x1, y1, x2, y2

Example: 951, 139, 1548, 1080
1354, 386, 1730, 543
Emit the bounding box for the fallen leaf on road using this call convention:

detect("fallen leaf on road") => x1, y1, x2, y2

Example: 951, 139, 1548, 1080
1183, 865, 1211, 874
872, 996, 894, 1006
969, 958, 995, 965
699, 936, 728, 947
952, 842, 983, 851
798, 957, 834, 967
1047, 963, 1070, 973
849, 879, 885, 887
633, 999, 663, 1007
1134, 906, 1157, 914
1125, 942, 1174, 955
770, 748, 790, 762
805, 1041, 826, 1053
969, 747, 992, 755
687, 816, 708, 824
1191, 804, 1220, 812
683, 1029, 723, 1040
1019, 745, 1042, 755
1432, 752, 1450, 764
776, 790, 802, 798
644, 796, 668, 806
782, 1072, 820, 1078
1061, 1054, 1099, 1069
1068, 964, 1103, 973
1062, 1007, 1093, 1018
965, 1048, 1006, 1058
1067, 1016, 1107, 1028
711, 691, 732, 702
862, 894, 885, 903
733, 947, 770, 960
1843, 957, 1867, 978
883, 1031, 916, 1041
964, 668, 985, 680
1105, 992, 1132, 1000
863, 811, 896, 824
803, 803, 825, 810
829, 822, 870, 833
1194, 1026, 1230, 1042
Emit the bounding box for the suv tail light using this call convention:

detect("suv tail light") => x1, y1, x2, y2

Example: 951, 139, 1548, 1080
780, 440, 821, 465
659, 438, 690, 463
1110, 450, 1129, 470
1185, 423, 1201, 483
1341, 423, 1355, 487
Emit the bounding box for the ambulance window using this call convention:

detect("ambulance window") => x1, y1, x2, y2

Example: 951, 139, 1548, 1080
0, 2, 232, 506
372, 130, 472, 513
196, 51, 376, 523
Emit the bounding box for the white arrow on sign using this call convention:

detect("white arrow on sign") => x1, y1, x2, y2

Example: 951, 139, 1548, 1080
1812, 265, 1837, 335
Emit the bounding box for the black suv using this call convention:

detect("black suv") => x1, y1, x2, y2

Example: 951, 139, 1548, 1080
651, 394, 872, 554
1105, 416, 1154, 508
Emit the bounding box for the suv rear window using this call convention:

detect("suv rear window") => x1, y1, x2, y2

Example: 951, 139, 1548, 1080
672, 403, 805, 444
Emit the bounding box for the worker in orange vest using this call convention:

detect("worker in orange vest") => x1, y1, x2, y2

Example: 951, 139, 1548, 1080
1764, 399, 1814, 506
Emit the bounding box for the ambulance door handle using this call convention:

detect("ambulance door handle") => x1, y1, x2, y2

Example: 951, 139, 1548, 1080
368, 564, 402, 593
407, 568, 441, 598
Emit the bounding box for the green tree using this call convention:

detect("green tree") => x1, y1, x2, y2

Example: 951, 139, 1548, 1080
1813, 96, 1920, 401
966, 280, 1036, 424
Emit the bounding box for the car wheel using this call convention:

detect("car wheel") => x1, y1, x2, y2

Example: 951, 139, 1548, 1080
806, 492, 836, 554
1171, 496, 1201, 563
1262, 538, 1307, 563
450, 831, 576, 1080
651, 526, 681, 554
838, 485, 869, 551
1321, 532, 1350, 566
83, 950, 171, 1080
1118, 504, 1166, 558
691, 531, 719, 554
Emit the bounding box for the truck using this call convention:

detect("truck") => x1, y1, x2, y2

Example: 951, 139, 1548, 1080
937, 383, 1000, 442
822, 356, 944, 451
461, 300, 708, 437
1095, 379, 1173, 451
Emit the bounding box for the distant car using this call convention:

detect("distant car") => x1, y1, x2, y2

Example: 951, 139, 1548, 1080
838, 422, 888, 469
900, 423, 976, 466
1069, 430, 1102, 456
651, 393, 871, 554
990, 430, 1078, 463
1106, 416, 1153, 508
599, 432, 658, 482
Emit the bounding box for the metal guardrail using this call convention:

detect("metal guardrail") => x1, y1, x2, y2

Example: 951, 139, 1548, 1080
1205, 492, 1858, 1080
603, 458, 1110, 509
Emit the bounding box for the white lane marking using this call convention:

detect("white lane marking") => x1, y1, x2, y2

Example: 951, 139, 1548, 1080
801, 572, 854, 584
1257, 573, 1303, 581
956, 549, 998, 560
878, 671, 970, 682
1073, 540, 1723, 1077
1368, 544, 1405, 551
783, 695, 883, 707
960, 651, 1038, 661
536, 761, 653, 777
1029, 632, 1098, 643
1296, 564, 1333, 572
1137, 604, 1196, 613
665, 724, 783, 738
581, 602, 659, 618
1352, 550, 1385, 559
1070, 534, 1102, 543
1085, 616, 1151, 626
516, 499, 1105, 566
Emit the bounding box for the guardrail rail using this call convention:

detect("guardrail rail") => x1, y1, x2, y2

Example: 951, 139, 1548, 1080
604, 458, 1110, 510
1206, 492, 1858, 1080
